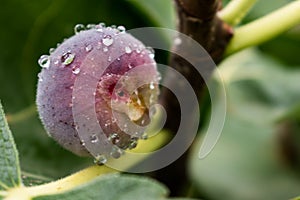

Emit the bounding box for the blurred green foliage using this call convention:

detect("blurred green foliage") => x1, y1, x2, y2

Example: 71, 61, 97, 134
189, 49, 300, 200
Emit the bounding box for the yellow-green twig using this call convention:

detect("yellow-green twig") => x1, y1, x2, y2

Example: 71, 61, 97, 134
6, 105, 36, 124
218, 0, 258, 26
225, 0, 300, 56
4, 130, 171, 200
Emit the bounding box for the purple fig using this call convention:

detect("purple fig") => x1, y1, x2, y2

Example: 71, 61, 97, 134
37, 24, 160, 161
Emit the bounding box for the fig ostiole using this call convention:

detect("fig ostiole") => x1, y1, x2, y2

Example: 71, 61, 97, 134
37, 23, 160, 164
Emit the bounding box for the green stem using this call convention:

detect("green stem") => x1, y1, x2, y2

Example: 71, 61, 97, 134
218, 0, 258, 25
6, 105, 36, 124
224, 0, 300, 56
0, 191, 8, 196
4, 130, 171, 199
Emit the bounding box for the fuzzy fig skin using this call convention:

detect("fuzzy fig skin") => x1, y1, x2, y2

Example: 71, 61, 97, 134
37, 25, 159, 157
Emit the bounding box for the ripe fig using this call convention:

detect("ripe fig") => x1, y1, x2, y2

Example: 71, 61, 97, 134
37, 24, 160, 162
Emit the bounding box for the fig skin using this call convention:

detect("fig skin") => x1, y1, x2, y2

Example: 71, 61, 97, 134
36, 25, 159, 157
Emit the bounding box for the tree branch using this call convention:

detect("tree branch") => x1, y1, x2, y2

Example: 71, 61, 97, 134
161, 0, 233, 132
155, 1, 233, 196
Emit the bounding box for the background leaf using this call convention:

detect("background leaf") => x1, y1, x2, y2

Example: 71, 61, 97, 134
188, 49, 300, 200
128, 0, 176, 29
0, 101, 21, 189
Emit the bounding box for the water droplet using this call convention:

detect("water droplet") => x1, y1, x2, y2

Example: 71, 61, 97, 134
103, 47, 108, 52
86, 24, 96, 29
135, 48, 141, 54
102, 35, 114, 46
150, 82, 155, 89
117, 25, 126, 32
61, 52, 75, 66
118, 91, 125, 97
80, 140, 86, 146
99, 22, 106, 28
125, 46, 132, 54
94, 154, 107, 165
72, 67, 81, 75
96, 28, 103, 33
128, 138, 138, 149
108, 56, 112, 62
85, 44, 93, 52
146, 47, 155, 59
110, 146, 123, 159
90, 134, 98, 143
149, 53, 155, 59
38, 73, 43, 82
141, 133, 148, 140
54, 60, 59, 65
49, 48, 55, 54
108, 133, 120, 144
38, 55, 50, 69
174, 37, 182, 45
74, 24, 85, 34
128, 64, 133, 69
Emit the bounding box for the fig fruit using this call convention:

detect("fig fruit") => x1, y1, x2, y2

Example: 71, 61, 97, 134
37, 23, 160, 162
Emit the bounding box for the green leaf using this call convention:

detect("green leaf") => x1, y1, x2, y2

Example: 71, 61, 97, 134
0, 101, 21, 189
10, 112, 91, 180
34, 174, 168, 200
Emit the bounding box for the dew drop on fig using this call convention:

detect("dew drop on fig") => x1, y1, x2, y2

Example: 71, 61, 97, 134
150, 82, 155, 90
110, 146, 123, 159
102, 35, 114, 47
86, 24, 96, 29
94, 154, 107, 165
141, 133, 148, 140
128, 138, 138, 149
74, 24, 85, 34
72, 67, 80, 75
146, 47, 155, 59
103, 47, 108, 52
125, 46, 132, 54
49, 48, 55, 54
61, 52, 75, 66
85, 44, 93, 52
99, 22, 106, 27
108, 133, 120, 144
90, 134, 98, 143
38, 55, 50, 69
117, 25, 126, 33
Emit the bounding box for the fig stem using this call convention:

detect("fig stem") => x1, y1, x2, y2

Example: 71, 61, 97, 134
3, 131, 171, 199
225, 0, 300, 56
218, 0, 258, 26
